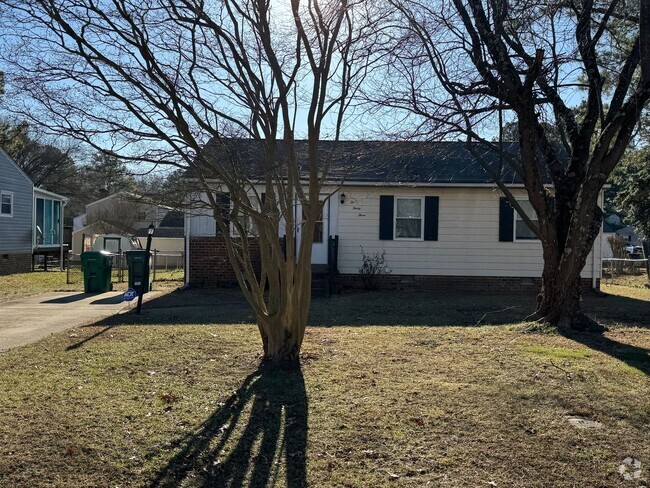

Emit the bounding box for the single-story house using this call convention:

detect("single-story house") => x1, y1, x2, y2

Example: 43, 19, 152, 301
0, 147, 68, 275
601, 214, 644, 259
71, 191, 183, 254
183, 140, 603, 292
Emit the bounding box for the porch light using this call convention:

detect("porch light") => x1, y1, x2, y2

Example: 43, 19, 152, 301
148, 223, 156, 235
340, 193, 346, 204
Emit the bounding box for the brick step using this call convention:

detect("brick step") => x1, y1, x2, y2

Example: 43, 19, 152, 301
311, 265, 330, 297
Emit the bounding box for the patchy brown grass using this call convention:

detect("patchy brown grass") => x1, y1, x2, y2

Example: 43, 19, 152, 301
0, 284, 648, 487
602, 273, 650, 302
0, 270, 182, 303
0, 271, 79, 302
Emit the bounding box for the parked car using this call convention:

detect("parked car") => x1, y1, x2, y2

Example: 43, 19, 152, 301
626, 245, 644, 258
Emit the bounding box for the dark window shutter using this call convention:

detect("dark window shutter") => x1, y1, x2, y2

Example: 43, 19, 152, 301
217, 192, 230, 235
499, 197, 514, 242
379, 195, 394, 240
424, 196, 439, 241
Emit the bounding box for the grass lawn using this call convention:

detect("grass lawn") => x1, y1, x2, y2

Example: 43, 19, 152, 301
0, 270, 183, 303
0, 284, 648, 487
0, 271, 79, 302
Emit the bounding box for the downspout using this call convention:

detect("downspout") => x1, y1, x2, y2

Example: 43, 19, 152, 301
592, 238, 597, 290
184, 209, 190, 285
592, 191, 602, 290
60, 199, 67, 271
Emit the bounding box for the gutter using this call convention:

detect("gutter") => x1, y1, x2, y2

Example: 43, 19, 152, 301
183, 177, 614, 190
593, 191, 605, 290
592, 240, 597, 290
184, 208, 190, 285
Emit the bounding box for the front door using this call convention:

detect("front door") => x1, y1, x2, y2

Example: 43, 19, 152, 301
296, 199, 329, 265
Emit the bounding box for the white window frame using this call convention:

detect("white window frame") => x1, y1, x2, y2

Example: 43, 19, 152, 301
230, 199, 262, 237
513, 199, 540, 242
394, 196, 424, 241
0, 191, 13, 218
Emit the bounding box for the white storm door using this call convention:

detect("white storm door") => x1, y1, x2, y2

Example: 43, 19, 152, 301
296, 199, 329, 265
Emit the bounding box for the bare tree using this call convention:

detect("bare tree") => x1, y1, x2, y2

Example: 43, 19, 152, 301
375, 0, 650, 330
0, 0, 379, 362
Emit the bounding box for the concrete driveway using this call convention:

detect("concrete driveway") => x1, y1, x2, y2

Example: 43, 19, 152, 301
0, 291, 132, 351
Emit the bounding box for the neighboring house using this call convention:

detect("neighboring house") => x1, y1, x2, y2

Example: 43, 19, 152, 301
601, 214, 643, 259
602, 220, 620, 259
0, 147, 34, 274
0, 147, 68, 275
616, 225, 642, 247
183, 140, 604, 292
71, 192, 183, 254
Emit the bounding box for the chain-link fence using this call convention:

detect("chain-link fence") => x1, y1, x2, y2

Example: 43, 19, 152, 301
67, 251, 185, 286
151, 250, 185, 282
602, 258, 649, 288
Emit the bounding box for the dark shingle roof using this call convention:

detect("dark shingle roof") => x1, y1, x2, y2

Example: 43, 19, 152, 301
159, 210, 184, 228
603, 221, 624, 233
186, 139, 556, 185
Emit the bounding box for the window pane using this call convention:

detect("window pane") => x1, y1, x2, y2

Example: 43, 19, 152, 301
517, 200, 536, 220
53, 201, 60, 244
313, 220, 323, 243
104, 238, 120, 253
396, 198, 421, 218
516, 220, 538, 239
1, 194, 10, 215
302, 203, 324, 243
396, 218, 421, 238
36, 199, 44, 244
44, 200, 53, 245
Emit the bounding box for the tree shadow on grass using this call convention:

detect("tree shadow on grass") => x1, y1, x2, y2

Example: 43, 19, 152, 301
151, 363, 308, 488
66, 288, 647, 352
563, 330, 650, 376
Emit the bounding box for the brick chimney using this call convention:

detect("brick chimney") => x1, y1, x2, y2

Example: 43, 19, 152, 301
99, 187, 109, 199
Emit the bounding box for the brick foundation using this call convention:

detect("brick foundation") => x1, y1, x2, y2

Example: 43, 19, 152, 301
0, 253, 32, 275
188, 237, 601, 293
337, 274, 600, 293
189, 236, 261, 287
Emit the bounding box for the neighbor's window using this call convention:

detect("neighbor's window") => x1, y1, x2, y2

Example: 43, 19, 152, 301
0, 191, 13, 217
395, 197, 423, 239
515, 200, 539, 240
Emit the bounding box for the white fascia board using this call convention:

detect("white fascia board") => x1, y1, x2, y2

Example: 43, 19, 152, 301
34, 187, 69, 202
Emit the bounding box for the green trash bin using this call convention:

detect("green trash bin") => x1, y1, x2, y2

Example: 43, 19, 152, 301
80, 251, 113, 293
125, 250, 151, 296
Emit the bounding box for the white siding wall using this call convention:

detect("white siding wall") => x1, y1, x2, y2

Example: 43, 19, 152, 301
137, 237, 185, 253
337, 186, 601, 279
187, 204, 217, 237
185, 185, 603, 280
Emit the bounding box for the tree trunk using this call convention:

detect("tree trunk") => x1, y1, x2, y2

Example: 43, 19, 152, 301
257, 313, 306, 365
534, 268, 588, 331
532, 202, 604, 331
255, 261, 312, 366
